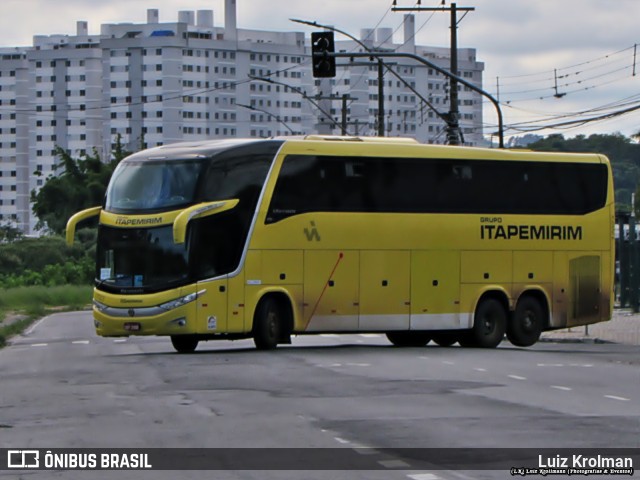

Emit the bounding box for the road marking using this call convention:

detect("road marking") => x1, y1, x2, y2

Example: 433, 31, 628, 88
604, 395, 630, 402
442, 361, 455, 365
408, 474, 440, 480
551, 385, 572, 391
320, 334, 339, 338
474, 367, 487, 372
537, 363, 564, 367
379, 459, 410, 468
31, 343, 48, 347
360, 333, 381, 338
113, 339, 127, 343
346, 363, 371, 367
570, 364, 593, 367
508, 375, 527, 380
353, 447, 379, 455
72, 340, 90, 345
334, 437, 350, 444
329, 363, 342, 367
24, 317, 48, 336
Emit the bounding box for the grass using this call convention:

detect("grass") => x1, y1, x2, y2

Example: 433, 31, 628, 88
0, 285, 93, 348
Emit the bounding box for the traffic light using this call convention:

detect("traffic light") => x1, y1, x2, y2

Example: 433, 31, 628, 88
311, 31, 336, 78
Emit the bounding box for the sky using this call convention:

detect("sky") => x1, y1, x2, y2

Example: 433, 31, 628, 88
2, 0, 639, 141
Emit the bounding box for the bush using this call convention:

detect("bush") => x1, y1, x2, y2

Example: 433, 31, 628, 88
0, 230, 95, 288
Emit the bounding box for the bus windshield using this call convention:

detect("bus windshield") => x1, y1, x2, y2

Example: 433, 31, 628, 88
106, 159, 203, 212
96, 224, 188, 292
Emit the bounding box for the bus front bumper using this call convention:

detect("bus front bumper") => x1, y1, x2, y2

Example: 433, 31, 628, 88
92, 291, 201, 337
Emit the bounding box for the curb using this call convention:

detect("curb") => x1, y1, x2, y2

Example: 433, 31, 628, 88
538, 336, 613, 344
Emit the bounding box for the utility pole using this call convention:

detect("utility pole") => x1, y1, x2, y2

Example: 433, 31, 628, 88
315, 93, 356, 135
392, 2, 474, 145
378, 61, 385, 136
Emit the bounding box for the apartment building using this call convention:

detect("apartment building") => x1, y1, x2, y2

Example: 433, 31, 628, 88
0, 1, 484, 233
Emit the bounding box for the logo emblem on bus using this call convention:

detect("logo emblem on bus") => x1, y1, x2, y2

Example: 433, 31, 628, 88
128, 309, 135, 317
304, 221, 321, 242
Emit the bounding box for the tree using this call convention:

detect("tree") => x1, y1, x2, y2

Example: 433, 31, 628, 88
527, 133, 640, 212
30, 135, 131, 235
0, 224, 23, 243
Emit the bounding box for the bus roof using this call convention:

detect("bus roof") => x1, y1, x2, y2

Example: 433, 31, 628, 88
122, 136, 608, 166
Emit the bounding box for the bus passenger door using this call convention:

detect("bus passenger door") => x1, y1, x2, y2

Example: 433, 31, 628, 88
303, 250, 359, 331
197, 278, 228, 334
359, 250, 410, 331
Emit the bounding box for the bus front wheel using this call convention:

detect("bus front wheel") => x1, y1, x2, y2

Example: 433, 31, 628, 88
171, 335, 199, 354
508, 296, 544, 347
253, 297, 282, 350
469, 298, 507, 348
386, 331, 431, 347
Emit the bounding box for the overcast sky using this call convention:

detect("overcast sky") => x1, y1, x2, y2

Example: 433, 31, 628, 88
2, 0, 639, 140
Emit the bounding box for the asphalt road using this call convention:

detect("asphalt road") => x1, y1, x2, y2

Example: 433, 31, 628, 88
1, 311, 639, 480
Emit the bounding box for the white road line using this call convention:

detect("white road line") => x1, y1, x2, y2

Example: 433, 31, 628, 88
72, 340, 90, 345
419, 356, 430, 360
551, 385, 572, 391
379, 459, 411, 468
334, 437, 350, 444
113, 339, 127, 343
604, 395, 630, 402
24, 317, 48, 336
408, 474, 440, 480
442, 361, 455, 365
353, 447, 379, 456
474, 367, 487, 372
328, 363, 342, 367
537, 363, 564, 367
570, 364, 593, 367
508, 375, 527, 380
346, 363, 371, 367
31, 343, 48, 347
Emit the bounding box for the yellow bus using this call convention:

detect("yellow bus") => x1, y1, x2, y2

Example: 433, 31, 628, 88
66, 136, 614, 353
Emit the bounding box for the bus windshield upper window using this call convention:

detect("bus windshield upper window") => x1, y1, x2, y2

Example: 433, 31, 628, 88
106, 159, 203, 212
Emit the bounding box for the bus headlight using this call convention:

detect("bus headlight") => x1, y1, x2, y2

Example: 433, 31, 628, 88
159, 289, 206, 311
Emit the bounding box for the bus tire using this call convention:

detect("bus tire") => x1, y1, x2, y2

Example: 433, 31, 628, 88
508, 296, 544, 347
470, 298, 507, 348
431, 331, 458, 347
253, 297, 282, 350
386, 331, 431, 347
171, 335, 199, 354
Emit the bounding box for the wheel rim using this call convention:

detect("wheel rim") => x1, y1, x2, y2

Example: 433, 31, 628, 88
266, 310, 278, 339
482, 313, 496, 335
522, 309, 536, 332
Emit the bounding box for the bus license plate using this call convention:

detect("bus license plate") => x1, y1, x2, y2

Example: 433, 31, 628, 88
124, 322, 141, 332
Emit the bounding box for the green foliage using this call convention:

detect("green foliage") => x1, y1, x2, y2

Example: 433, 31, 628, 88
527, 133, 640, 210
0, 285, 92, 310
0, 224, 23, 243
0, 235, 95, 288
30, 134, 131, 235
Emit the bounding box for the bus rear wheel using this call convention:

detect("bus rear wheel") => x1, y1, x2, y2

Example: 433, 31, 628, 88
253, 297, 282, 350
469, 298, 507, 348
386, 331, 431, 347
508, 296, 544, 347
171, 335, 199, 354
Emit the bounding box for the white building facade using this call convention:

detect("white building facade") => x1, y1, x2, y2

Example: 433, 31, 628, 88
0, 1, 484, 233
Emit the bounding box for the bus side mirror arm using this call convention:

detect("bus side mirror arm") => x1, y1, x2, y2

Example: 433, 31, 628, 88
66, 206, 102, 246
173, 199, 239, 244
